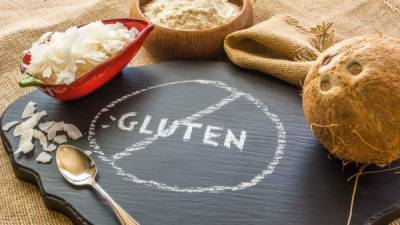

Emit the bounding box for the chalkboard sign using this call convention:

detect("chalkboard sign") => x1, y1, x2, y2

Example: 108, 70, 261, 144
1, 61, 399, 225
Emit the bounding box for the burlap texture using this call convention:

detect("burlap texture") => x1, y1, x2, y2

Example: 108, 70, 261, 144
225, 0, 400, 86
224, 14, 335, 86
0, 0, 399, 225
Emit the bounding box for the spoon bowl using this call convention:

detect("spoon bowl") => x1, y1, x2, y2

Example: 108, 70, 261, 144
56, 145, 97, 186
56, 145, 140, 225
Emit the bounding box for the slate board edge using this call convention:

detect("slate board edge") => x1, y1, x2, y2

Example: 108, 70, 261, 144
0, 62, 398, 225
0, 91, 93, 225
364, 202, 400, 225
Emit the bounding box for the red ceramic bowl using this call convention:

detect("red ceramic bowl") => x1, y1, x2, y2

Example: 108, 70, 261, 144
20, 18, 154, 101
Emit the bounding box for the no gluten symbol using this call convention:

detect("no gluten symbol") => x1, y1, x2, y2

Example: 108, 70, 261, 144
88, 80, 286, 193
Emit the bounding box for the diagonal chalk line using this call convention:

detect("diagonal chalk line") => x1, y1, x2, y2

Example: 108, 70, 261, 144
87, 80, 286, 193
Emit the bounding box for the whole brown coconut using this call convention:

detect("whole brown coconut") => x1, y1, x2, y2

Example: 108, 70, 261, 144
302, 34, 400, 164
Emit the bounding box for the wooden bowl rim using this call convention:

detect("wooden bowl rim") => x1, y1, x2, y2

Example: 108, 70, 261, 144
134, 0, 252, 33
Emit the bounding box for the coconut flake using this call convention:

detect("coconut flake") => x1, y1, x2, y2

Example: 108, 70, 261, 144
101, 124, 110, 129
21, 101, 37, 119
2, 121, 19, 131
15, 143, 35, 155
15, 129, 34, 154
38, 121, 55, 132
54, 135, 67, 144
42, 66, 52, 78
110, 116, 116, 121
44, 143, 57, 152
63, 123, 83, 140
36, 152, 52, 164
25, 21, 139, 85
14, 111, 47, 136
33, 129, 48, 149
47, 121, 64, 141
56, 70, 75, 85
9, 102, 84, 160
37, 32, 53, 43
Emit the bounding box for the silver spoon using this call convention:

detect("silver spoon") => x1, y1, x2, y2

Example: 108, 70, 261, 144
56, 144, 140, 225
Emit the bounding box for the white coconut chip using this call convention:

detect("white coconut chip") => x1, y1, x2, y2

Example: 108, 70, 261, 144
38, 121, 55, 132
36, 152, 52, 164
26, 21, 138, 85
15, 143, 35, 155
15, 129, 34, 154
14, 111, 47, 136
21, 101, 37, 119
2, 121, 19, 131
47, 121, 65, 141
37, 32, 53, 43
84, 150, 92, 156
33, 129, 48, 150
8, 101, 84, 161
101, 124, 110, 129
63, 123, 83, 140
54, 135, 67, 144
44, 143, 57, 152
110, 116, 116, 121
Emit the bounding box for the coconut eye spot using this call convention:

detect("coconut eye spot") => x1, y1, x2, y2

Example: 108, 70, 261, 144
320, 76, 333, 92
347, 61, 363, 75
321, 52, 340, 65
319, 53, 341, 74
321, 55, 333, 66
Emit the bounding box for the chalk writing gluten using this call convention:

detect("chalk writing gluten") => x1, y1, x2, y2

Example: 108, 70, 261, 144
88, 79, 286, 193
117, 112, 247, 151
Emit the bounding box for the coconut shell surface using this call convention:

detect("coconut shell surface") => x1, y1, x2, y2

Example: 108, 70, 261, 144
302, 34, 400, 164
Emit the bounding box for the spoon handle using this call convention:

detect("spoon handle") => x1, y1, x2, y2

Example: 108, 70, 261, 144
92, 182, 140, 225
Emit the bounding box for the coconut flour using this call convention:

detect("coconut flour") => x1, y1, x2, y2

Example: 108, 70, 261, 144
142, 0, 240, 31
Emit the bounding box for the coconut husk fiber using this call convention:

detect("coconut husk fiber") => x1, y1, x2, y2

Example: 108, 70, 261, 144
1, 0, 400, 225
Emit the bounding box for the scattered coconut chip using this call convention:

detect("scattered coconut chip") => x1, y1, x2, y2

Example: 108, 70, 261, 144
36, 152, 52, 164
38, 121, 55, 132
63, 123, 83, 140
101, 124, 110, 129
15, 129, 34, 154
21, 101, 37, 119
44, 143, 57, 152
14, 111, 47, 136
8, 102, 84, 162
47, 122, 64, 140
33, 129, 48, 149
2, 121, 19, 131
15, 143, 35, 155
84, 150, 92, 156
110, 116, 116, 121
54, 135, 67, 144
18, 129, 33, 148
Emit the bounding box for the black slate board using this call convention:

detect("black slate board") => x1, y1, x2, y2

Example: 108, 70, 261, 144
1, 61, 399, 225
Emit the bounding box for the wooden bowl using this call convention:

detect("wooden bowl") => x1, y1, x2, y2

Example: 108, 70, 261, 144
130, 0, 253, 58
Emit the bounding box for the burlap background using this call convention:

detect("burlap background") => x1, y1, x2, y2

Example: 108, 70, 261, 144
1, 0, 399, 224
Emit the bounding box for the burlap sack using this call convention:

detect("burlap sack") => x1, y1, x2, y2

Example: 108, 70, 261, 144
1, 0, 400, 225
225, 0, 400, 87
224, 14, 335, 86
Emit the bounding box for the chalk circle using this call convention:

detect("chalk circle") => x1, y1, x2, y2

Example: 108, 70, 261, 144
88, 80, 286, 193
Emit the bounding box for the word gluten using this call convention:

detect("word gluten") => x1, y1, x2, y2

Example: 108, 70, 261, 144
117, 112, 247, 151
